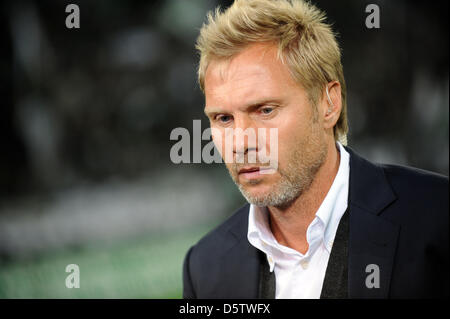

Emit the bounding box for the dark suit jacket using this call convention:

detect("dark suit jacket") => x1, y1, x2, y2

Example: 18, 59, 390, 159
183, 147, 449, 298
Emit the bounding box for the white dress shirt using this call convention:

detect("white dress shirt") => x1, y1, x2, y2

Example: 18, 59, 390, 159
247, 142, 350, 299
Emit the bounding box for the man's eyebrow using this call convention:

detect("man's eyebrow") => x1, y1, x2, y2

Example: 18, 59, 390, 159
204, 107, 221, 117
242, 98, 283, 111
204, 99, 282, 117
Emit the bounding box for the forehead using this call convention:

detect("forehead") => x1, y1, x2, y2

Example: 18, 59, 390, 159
204, 43, 301, 108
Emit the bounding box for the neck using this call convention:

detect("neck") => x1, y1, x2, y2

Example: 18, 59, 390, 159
268, 141, 341, 254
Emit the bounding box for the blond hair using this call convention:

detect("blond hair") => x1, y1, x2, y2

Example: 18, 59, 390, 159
196, 0, 348, 145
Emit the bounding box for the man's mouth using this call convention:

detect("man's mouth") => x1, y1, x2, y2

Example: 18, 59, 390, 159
237, 166, 274, 179
238, 166, 261, 174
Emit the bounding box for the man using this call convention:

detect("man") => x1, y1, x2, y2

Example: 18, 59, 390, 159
183, 0, 448, 298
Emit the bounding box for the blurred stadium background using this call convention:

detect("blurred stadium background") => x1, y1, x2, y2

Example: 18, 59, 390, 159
0, 0, 448, 298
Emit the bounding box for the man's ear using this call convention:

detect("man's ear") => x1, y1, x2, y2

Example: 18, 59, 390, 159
322, 81, 342, 129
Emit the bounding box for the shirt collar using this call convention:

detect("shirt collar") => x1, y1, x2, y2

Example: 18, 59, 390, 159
316, 142, 350, 252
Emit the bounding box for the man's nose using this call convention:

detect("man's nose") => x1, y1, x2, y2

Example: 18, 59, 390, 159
232, 116, 258, 156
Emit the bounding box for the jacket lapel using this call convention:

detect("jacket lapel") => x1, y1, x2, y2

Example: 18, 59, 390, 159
346, 147, 400, 298
220, 204, 261, 298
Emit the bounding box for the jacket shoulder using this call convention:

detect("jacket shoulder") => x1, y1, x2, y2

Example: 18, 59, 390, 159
380, 163, 448, 201
190, 203, 249, 258
378, 163, 448, 239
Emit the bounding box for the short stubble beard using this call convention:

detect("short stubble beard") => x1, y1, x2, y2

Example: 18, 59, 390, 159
226, 121, 328, 209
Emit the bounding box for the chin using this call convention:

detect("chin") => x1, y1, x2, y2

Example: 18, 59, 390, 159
239, 183, 274, 201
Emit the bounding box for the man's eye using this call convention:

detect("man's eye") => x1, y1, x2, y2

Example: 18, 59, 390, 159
216, 115, 232, 123
261, 107, 273, 114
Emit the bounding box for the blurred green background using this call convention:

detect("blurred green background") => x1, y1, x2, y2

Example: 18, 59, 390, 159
0, 0, 448, 298
0, 220, 217, 298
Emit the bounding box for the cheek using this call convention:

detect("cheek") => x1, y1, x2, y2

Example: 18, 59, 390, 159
272, 116, 314, 164
211, 127, 225, 152
211, 129, 233, 162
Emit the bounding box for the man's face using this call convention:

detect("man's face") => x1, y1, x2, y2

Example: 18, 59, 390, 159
204, 43, 328, 207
